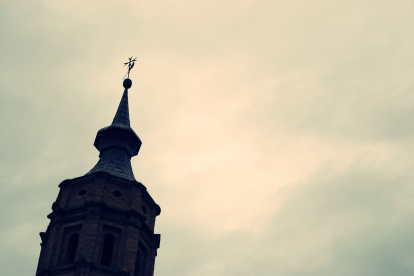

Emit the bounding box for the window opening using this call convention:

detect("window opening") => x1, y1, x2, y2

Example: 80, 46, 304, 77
78, 189, 87, 196
135, 243, 148, 276
134, 251, 142, 276
101, 234, 115, 266
112, 190, 122, 197
65, 234, 79, 264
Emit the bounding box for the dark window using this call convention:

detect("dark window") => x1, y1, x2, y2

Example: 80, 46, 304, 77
142, 206, 147, 214
78, 189, 87, 196
101, 234, 115, 266
134, 251, 141, 276
135, 243, 148, 276
65, 234, 79, 264
112, 190, 122, 197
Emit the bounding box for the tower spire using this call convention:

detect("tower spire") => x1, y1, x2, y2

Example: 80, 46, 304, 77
111, 88, 130, 127
35, 60, 161, 276
86, 77, 141, 181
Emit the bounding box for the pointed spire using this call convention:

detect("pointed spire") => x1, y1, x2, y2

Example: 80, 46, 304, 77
86, 78, 142, 181
111, 88, 130, 128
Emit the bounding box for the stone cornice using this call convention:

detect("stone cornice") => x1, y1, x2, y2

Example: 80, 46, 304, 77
58, 173, 161, 216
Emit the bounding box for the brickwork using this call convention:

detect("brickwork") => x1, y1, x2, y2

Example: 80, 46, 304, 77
36, 173, 161, 276
103, 182, 132, 210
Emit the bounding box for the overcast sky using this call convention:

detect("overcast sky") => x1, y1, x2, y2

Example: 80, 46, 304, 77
1, 0, 414, 275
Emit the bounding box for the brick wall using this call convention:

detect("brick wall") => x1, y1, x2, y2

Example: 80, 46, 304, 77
36, 173, 161, 276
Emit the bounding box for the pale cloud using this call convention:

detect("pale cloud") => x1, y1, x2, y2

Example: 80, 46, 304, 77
1, 0, 414, 275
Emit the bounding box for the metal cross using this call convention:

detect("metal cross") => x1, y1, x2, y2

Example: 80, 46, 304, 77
123, 56, 137, 79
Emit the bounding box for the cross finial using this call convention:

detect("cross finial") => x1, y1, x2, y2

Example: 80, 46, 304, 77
123, 56, 137, 79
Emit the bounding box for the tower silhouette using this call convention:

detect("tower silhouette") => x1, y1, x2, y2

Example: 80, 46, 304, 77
35, 78, 161, 276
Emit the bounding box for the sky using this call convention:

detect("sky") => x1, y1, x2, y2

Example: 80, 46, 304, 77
1, 0, 414, 275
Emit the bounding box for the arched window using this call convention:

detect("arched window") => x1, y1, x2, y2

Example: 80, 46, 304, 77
134, 251, 141, 276
65, 234, 79, 264
135, 243, 148, 276
101, 234, 115, 266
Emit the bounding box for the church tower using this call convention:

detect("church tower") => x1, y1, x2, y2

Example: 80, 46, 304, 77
35, 75, 161, 276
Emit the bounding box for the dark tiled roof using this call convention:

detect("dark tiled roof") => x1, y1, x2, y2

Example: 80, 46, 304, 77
86, 87, 140, 181
86, 147, 135, 181
111, 89, 130, 128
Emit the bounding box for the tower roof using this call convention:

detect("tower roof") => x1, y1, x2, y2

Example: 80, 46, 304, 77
111, 88, 130, 128
86, 78, 142, 181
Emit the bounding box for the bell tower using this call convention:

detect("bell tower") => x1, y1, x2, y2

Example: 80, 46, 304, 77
35, 75, 161, 276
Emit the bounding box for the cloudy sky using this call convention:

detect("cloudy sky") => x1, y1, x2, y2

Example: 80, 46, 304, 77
1, 0, 414, 275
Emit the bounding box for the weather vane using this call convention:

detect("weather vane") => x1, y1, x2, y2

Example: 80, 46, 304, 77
123, 56, 137, 79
